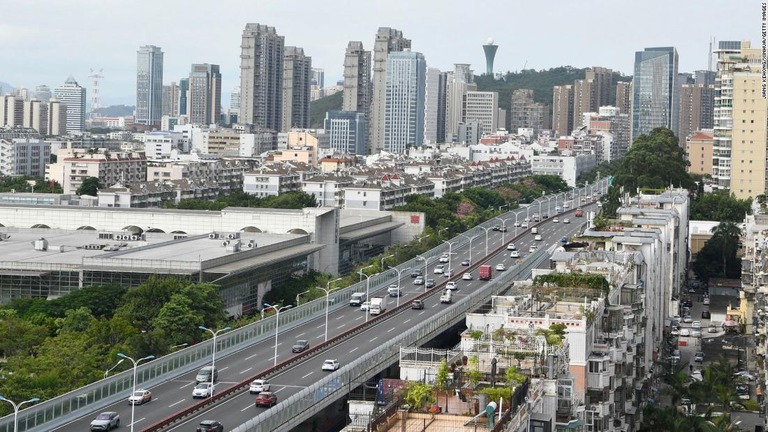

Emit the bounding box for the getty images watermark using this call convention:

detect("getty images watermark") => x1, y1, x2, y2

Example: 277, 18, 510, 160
763, 2, 767, 98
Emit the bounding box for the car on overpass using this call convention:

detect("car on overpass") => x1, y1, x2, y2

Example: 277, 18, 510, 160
128, 389, 152, 405
462, 272, 473, 281
425, 278, 435, 288
413, 276, 424, 285
196, 420, 224, 432
90, 412, 120, 431
192, 382, 214, 398
254, 391, 278, 407
411, 300, 424, 310
292, 340, 310, 353
410, 269, 422, 278
249, 379, 270, 394
507, 243, 516, 250
322, 359, 340, 371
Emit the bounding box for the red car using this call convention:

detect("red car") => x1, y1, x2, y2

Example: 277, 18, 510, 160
255, 391, 278, 407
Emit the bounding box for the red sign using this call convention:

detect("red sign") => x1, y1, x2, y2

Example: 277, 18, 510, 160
410, 215, 420, 224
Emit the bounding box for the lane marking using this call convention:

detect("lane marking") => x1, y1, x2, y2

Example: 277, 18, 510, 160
297, 332, 305, 337
219, 367, 229, 372
350, 347, 359, 353
337, 324, 345, 329
387, 328, 395, 332
179, 382, 195, 389
370, 337, 378, 342
129, 417, 146, 427
403, 319, 411, 324
245, 352, 259, 360
240, 367, 253, 374
302, 371, 314, 379
168, 399, 186, 407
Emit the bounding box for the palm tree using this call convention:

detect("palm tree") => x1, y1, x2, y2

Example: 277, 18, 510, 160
711, 222, 741, 277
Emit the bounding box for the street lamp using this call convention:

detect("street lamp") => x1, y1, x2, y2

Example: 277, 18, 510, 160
494, 217, 509, 245
321, 277, 343, 341
104, 358, 125, 379
381, 254, 394, 271
263, 303, 292, 367
388, 266, 411, 307
170, 343, 189, 351
417, 234, 430, 244
442, 240, 458, 276
477, 226, 494, 257
199, 325, 231, 395
296, 289, 312, 306
358, 271, 378, 322
0, 396, 40, 432
459, 233, 480, 266
359, 264, 375, 282
117, 352, 155, 432
417, 255, 437, 292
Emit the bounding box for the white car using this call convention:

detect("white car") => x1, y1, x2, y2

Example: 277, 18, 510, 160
249, 379, 270, 394
553, 218, 559, 223
529, 246, 537, 253
446, 281, 458, 290
691, 329, 702, 338
596, 202, 602, 207
683, 316, 693, 323
679, 328, 691, 337
691, 321, 702, 330
734, 371, 757, 381
563, 218, 570, 224
462, 273, 473, 281
439, 254, 449, 263
510, 250, 520, 258
514, 221, 521, 227
670, 328, 680, 336
703, 297, 710, 305
359, 301, 370, 311
521, 222, 529, 228
507, 243, 516, 250
321, 359, 340, 371
496, 263, 506, 271
433, 265, 445, 274
192, 382, 214, 398
534, 234, 543, 241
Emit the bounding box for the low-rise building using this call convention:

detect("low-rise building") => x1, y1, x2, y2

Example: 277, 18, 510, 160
46, 146, 147, 195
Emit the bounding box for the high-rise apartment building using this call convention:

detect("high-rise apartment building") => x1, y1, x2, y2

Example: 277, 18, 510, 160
342, 41, 372, 115
282, 46, 312, 132
678, 83, 714, 141
695, 70, 716, 86
424, 67, 447, 144
187, 64, 222, 126
383, 50, 425, 154
22, 99, 48, 135
369, 27, 411, 154
445, 64, 476, 142
586, 66, 614, 108
179, 78, 189, 116
463, 91, 498, 135
0, 95, 24, 127
47, 99, 67, 136
509, 89, 549, 135
230, 86, 241, 111
632, 47, 679, 141
324, 111, 367, 155
712, 41, 766, 198
54, 76, 86, 133
615, 81, 632, 116
162, 82, 180, 117
552, 85, 574, 136
136, 45, 164, 126
572, 79, 596, 129
239, 23, 285, 130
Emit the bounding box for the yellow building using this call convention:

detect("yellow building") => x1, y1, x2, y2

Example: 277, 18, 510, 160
685, 131, 714, 176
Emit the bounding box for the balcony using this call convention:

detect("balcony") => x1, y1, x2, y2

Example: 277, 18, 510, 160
587, 370, 613, 390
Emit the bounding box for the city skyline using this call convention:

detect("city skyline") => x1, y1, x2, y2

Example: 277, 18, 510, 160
0, 0, 758, 107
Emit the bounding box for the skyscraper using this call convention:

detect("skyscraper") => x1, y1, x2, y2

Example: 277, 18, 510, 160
54, 76, 86, 133
136, 45, 164, 126
22, 98, 48, 135
445, 64, 476, 142
424, 67, 447, 144
585, 67, 613, 108
510, 89, 549, 135
240, 23, 284, 130
482, 38, 498, 76
678, 83, 714, 140
311, 68, 324, 89
631, 47, 679, 141
552, 85, 574, 137
342, 41, 372, 115
282, 46, 312, 132
230, 86, 241, 111
179, 78, 189, 116
34, 85, 52, 104
572, 79, 596, 129
369, 27, 411, 154
188, 64, 222, 126
47, 99, 67, 136
162, 82, 180, 117
383, 50, 426, 154
615, 81, 632, 116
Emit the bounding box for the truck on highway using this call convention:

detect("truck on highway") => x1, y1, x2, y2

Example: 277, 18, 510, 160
574, 208, 584, 217
479, 265, 492, 280
369, 296, 387, 315
350, 292, 366, 306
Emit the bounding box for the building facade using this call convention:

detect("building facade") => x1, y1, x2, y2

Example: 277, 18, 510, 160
552, 85, 574, 137
0, 138, 50, 177
54, 76, 86, 133
572, 79, 596, 130
162, 82, 180, 117
369, 27, 411, 154
463, 91, 498, 136
282, 46, 312, 132
632, 47, 679, 141
136, 45, 164, 126
188, 64, 222, 126
615, 81, 632, 116
239, 23, 284, 130
324, 111, 367, 155
678, 83, 714, 142
342, 41, 371, 116
383, 50, 426, 154
685, 131, 714, 176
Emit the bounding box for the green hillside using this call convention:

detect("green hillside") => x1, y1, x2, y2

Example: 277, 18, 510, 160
309, 91, 343, 128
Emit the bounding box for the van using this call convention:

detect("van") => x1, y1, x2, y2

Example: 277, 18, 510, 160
531, 227, 538, 234
349, 292, 366, 306
195, 366, 218, 384
440, 290, 452, 304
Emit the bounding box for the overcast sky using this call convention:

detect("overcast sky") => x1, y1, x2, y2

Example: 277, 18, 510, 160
0, 0, 759, 107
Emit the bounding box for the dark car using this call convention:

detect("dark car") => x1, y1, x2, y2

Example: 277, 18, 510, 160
90, 412, 120, 431
410, 269, 422, 278
701, 310, 711, 319
412, 300, 425, 310
292, 339, 310, 353
196, 420, 224, 432
425, 279, 436, 288
255, 391, 278, 407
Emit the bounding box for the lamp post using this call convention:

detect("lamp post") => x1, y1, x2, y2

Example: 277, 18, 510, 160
477, 226, 494, 257
442, 240, 458, 276
199, 325, 231, 396
117, 352, 155, 432
388, 266, 411, 307
494, 217, 509, 245
263, 303, 293, 367
296, 289, 313, 306
417, 234, 430, 245
358, 271, 377, 322
459, 233, 480, 266
381, 254, 394, 271
417, 255, 437, 292
321, 277, 343, 341
0, 396, 40, 432
170, 343, 189, 352
359, 264, 374, 282
104, 358, 125, 379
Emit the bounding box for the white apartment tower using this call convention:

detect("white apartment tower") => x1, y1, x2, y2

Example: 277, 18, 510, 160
445, 64, 476, 142
54, 76, 86, 133
369, 27, 411, 154
383, 50, 426, 154
136, 45, 164, 126
239, 23, 284, 131
463, 91, 498, 135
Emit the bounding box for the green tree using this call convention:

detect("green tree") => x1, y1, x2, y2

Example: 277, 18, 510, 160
56, 307, 96, 334
0, 310, 48, 357
711, 222, 742, 277
435, 359, 450, 393
115, 276, 188, 331
152, 294, 204, 345
76, 177, 103, 196
505, 365, 525, 388
690, 190, 750, 222
402, 382, 434, 411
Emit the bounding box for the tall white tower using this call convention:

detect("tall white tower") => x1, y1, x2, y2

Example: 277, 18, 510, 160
89, 68, 104, 114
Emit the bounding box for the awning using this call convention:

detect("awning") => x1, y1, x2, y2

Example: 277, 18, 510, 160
204, 243, 325, 275
339, 221, 404, 242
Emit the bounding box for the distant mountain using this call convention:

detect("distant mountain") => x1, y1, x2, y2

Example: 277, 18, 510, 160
93, 105, 135, 117
0, 82, 14, 94
309, 92, 342, 128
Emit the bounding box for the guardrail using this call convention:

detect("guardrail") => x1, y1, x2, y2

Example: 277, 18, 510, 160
0, 184, 604, 432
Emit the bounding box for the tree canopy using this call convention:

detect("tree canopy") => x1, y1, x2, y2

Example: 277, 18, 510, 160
690, 190, 751, 222
170, 191, 317, 211
692, 222, 742, 282
76, 177, 103, 196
